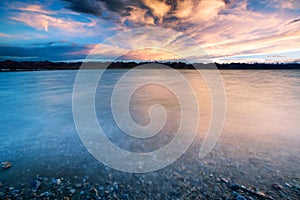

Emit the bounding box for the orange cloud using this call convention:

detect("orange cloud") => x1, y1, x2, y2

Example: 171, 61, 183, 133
121, 6, 155, 26
142, 0, 171, 24
6, 0, 299, 63
174, 0, 226, 23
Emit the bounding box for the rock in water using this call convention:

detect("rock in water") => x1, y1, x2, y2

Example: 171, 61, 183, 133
70, 189, 76, 194
74, 183, 82, 188
32, 180, 41, 192
0, 161, 12, 170
271, 182, 282, 191
121, 194, 129, 200
229, 183, 240, 191
236, 195, 246, 200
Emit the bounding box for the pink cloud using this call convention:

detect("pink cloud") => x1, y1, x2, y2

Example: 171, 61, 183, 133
14, 4, 56, 15
0, 33, 11, 37
10, 11, 96, 34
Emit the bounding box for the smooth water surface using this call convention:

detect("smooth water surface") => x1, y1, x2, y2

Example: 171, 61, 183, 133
0, 69, 299, 198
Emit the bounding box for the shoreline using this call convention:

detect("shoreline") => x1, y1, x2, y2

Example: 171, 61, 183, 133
1, 61, 300, 72
1, 155, 299, 200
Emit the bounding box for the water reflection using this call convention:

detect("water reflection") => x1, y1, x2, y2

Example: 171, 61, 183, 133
0, 69, 299, 187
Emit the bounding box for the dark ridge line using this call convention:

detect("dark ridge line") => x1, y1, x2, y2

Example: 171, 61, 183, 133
1, 60, 300, 72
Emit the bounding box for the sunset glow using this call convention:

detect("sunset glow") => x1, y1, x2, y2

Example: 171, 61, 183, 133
0, 0, 299, 63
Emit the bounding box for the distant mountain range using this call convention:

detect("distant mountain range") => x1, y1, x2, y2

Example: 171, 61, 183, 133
1, 60, 300, 71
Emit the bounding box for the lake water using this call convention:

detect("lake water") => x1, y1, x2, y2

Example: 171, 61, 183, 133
0, 69, 299, 199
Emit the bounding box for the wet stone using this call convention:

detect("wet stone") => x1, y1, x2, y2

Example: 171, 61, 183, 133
229, 183, 240, 191
12, 189, 20, 195
113, 182, 119, 191
74, 183, 82, 188
221, 178, 229, 184
285, 183, 292, 188
56, 178, 62, 185
236, 195, 246, 200
40, 192, 52, 197
121, 193, 129, 200
0, 161, 12, 170
271, 182, 282, 191
31, 180, 41, 192
69, 189, 76, 194
169, 189, 180, 197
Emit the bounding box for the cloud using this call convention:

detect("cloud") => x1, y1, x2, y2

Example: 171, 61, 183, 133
0, 42, 88, 61
269, 0, 300, 10
121, 6, 155, 26
58, 0, 300, 63
12, 4, 56, 15
0, 33, 11, 38
60, 0, 230, 27
11, 12, 96, 32
289, 18, 300, 24
172, 0, 226, 23
2, 0, 300, 62
61, 0, 103, 16
142, 0, 172, 24
10, 3, 97, 33
61, 0, 128, 17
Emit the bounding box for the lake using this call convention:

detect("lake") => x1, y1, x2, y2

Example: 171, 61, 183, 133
0, 69, 299, 199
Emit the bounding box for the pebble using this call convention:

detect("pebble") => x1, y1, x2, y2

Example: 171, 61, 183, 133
91, 187, 98, 196
221, 178, 229, 184
40, 192, 52, 197
74, 183, 82, 188
32, 180, 41, 192
285, 183, 292, 188
99, 186, 104, 191
229, 183, 240, 191
56, 178, 62, 185
271, 182, 282, 191
0, 161, 12, 170
279, 191, 286, 198
113, 181, 119, 191
236, 195, 246, 200
70, 189, 76, 194
169, 189, 180, 196
0, 173, 297, 199
12, 189, 19, 195
121, 193, 129, 200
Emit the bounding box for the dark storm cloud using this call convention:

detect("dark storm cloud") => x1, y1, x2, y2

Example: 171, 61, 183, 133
0, 42, 90, 61
61, 0, 130, 16
62, 0, 103, 16
60, 0, 231, 27
102, 0, 126, 12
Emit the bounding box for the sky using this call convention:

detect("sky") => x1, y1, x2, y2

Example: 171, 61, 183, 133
0, 0, 299, 63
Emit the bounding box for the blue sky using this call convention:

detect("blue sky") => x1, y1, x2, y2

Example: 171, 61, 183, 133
0, 0, 299, 63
